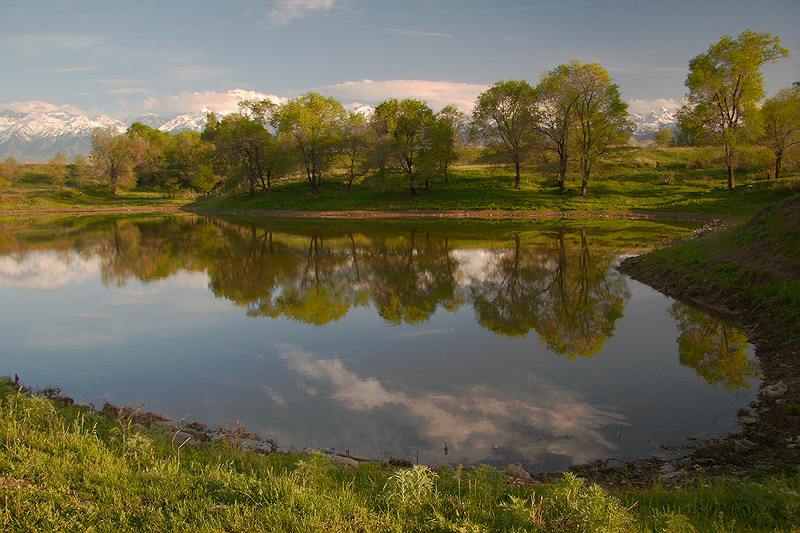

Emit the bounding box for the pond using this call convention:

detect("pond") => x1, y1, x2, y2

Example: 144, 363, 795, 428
0, 215, 759, 471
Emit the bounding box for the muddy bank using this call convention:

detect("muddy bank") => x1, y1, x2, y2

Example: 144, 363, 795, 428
0, 205, 183, 217
187, 206, 717, 223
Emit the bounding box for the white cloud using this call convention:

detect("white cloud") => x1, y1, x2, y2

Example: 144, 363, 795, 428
105, 87, 154, 96
38, 66, 97, 74
265, 0, 336, 26
140, 89, 286, 115
0, 100, 81, 115
627, 98, 682, 115
385, 29, 453, 38
318, 79, 489, 112
6, 33, 104, 51
91, 78, 149, 87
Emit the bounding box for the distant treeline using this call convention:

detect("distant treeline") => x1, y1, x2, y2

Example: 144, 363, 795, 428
1, 30, 797, 197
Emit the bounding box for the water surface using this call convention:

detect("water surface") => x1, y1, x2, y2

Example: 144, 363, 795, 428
0, 215, 759, 471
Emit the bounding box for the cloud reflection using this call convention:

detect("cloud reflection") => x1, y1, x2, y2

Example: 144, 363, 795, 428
277, 343, 625, 465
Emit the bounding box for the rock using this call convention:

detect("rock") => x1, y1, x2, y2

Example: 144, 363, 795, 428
328, 454, 360, 468
659, 463, 675, 474
739, 415, 758, 425
733, 439, 757, 453
762, 381, 788, 399
505, 462, 532, 481
387, 457, 413, 468
661, 471, 683, 481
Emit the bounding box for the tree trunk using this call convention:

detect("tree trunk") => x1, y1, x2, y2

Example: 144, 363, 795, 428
409, 174, 417, 195
726, 164, 735, 190
581, 176, 588, 198
725, 146, 735, 190
775, 151, 782, 181
558, 152, 567, 193
514, 159, 521, 190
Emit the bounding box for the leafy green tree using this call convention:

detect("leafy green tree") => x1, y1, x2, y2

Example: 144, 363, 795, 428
536, 65, 580, 193
126, 123, 176, 188
339, 110, 373, 190
91, 128, 141, 193
571, 62, 630, 197
420, 104, 464, 185
371, 98, 434, 194
68, 155, 91, 187
48, 152, 69, 185
204, 111, 288, 194
760, 86, 800, 179
655, 127, 673, 147
0, 156, 20, 181
471, 80, 538, 189
272, 92, 345, 192
682, 30, 789, 190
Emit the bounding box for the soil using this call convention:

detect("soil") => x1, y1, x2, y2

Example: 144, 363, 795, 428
187, 207, 716, 223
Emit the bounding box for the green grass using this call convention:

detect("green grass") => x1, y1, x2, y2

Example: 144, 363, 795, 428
1, 379, 798, 531
628, 195, 800, 340
0, 166, 190, 211
192, 147, 799, 221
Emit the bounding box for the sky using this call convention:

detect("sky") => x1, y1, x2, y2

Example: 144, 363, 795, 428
1, 0, 799, 118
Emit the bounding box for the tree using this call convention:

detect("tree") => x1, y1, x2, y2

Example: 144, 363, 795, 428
371, 98, 434, 195
126, 123, 175, 188
204, 112, 286, 194
272, 92, 345, 192
420, 104, 464, 185
91, 128, 140, 193
571, 62, 630, 197
471, 80, 538, 189
0, 156, 20, 184
69, 155, 91, 188
760, 86, 800, 180
48, 152, 69, 185
682, 30, 789, 190
339, 110, 373, 190
536, 64, 580, 193
655, 127, 673, 147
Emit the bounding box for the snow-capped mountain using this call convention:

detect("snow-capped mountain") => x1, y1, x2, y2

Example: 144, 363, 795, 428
0, 103, 212, 161
0, 102, 125, 161
629, 106, 678, 139
156, 112, 210, 134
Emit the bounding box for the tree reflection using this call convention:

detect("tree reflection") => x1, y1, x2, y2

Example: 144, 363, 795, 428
669, 303, 759, 390
469, 228, 630, 358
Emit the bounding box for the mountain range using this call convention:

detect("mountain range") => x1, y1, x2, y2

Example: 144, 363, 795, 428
0, 102, 211, 161
0, 101, 677, 162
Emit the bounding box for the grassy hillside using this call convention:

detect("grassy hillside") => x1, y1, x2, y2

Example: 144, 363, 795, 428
2, 147, 797, 218
0, 163, 190, 212
192, 147, 799, 220
1, 378, 798, 531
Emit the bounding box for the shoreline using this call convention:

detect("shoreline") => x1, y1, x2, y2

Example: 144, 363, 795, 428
0, 203, 720, 223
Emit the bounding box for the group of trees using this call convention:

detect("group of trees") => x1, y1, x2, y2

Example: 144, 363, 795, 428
665, 30, 796, 187
89, 61, 632, 198
85, 29, 796, 197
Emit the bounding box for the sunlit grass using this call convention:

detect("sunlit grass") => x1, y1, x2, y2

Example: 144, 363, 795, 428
1, 378, 798, 531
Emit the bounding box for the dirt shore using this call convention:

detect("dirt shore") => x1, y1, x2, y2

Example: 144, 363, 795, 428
186, 206, 717, 223
0, 205, 183, 217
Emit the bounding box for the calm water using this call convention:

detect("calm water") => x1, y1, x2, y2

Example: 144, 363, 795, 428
0, 215, 759, 471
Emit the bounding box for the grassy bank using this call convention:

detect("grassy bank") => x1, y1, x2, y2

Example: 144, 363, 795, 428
192, 147, 799, 220
1, 379, 798, 531
3, 148, 798, 219
0, 163, 190, 212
